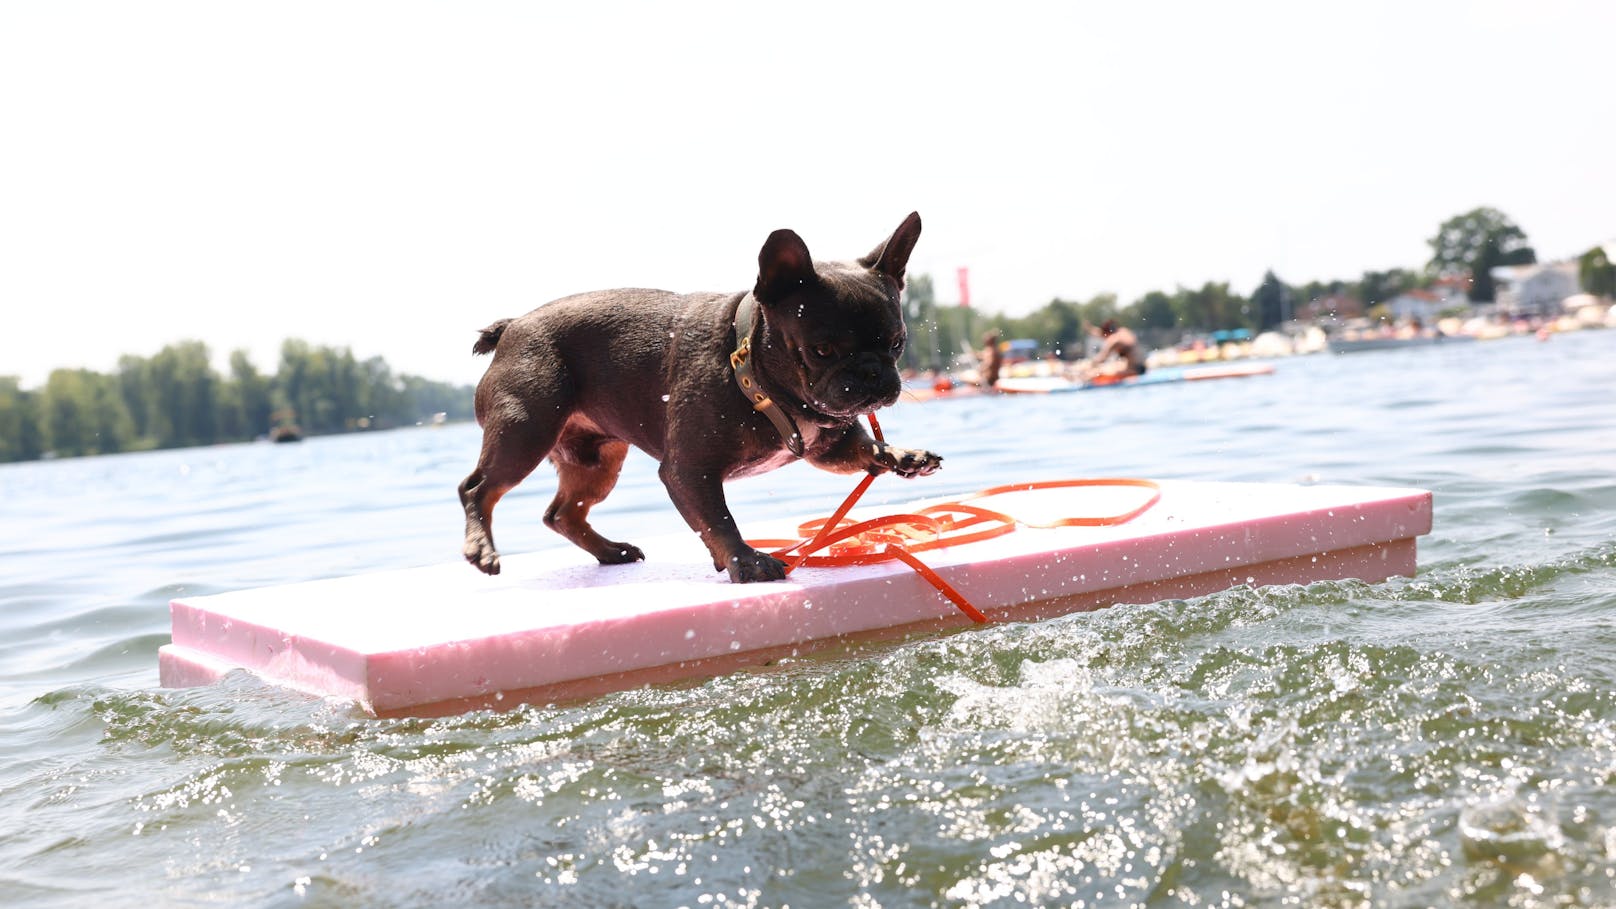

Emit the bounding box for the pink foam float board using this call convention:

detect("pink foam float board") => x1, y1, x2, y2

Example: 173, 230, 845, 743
159, 480, 1432, 715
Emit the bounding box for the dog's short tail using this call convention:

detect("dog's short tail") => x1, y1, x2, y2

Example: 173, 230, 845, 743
472, 319, 513, 355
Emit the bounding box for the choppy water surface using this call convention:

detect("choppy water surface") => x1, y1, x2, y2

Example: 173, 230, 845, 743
2, 331, 1614, 908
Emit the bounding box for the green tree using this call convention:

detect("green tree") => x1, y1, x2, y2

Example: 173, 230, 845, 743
216, 349, 273, 440
146, 341, 219, 448
1034, 298, 1085, 358
272, 338, 472, 434
275, 339, 359, 434
1250, 270, 1293, 330
1297, 278, 1347, 306
931, 305, 970, 369
1359, 268, 1419, 308
356, 356, 403, 428
900, 273, 940, 371
1001, 297, 1093, 358
42, 369, 94, 457
0, 340, 473, 462
394, 374, 471, 423
1579, 245, 1615, 300
1174, 282, 1249, 332
1122, 290, 1178, 350
1427, 207, 1536, 302
41, 369, 133, 457
115, 355, 157, 445
0, 378, 46, 462
1074, 294, 1120, 333
900, 273, 976, 372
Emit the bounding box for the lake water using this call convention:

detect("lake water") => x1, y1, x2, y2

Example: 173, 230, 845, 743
2, 329, 1614, 908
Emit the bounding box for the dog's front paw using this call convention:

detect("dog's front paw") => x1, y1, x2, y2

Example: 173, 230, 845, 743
464, 538, 502, 575
594, 541, 646, 565
723, 548, 788, 583
872, 445, 944, 479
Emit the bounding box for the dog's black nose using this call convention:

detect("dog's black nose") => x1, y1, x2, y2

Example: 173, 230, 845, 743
855, 354, 886, 383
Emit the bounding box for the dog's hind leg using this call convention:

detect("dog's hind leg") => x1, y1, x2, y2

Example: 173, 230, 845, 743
544, 435, 645, 565
459, 414, 561, 575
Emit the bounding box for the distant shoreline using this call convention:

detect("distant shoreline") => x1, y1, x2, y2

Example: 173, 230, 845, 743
0, 337, 474, 464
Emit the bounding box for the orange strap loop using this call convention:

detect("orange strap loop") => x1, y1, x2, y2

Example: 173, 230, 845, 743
749, 414, 1162, 624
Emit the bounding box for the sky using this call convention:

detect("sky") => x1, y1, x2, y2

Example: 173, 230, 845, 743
3, 1, 1613, 389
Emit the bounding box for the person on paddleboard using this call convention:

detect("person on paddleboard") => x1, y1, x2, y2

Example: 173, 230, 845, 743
1084, 320, 1147, 382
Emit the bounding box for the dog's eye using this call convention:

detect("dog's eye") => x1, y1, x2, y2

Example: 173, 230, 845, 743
890, 336, 905, 351
812, 343, 836, 359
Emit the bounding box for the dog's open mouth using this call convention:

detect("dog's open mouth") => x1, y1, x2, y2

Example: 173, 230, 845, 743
813, 384, 901, 417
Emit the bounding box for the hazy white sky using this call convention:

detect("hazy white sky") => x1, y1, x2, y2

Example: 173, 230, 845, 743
3, 1, 1612, 388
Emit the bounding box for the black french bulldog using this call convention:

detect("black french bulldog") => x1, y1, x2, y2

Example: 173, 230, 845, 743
458, 212, 943, 583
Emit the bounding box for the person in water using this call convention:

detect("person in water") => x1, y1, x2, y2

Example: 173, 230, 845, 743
1084, 320, 1147, 380
978, 330, 1004, 388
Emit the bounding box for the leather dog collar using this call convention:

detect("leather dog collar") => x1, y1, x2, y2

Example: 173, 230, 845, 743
730, 294, 805, 457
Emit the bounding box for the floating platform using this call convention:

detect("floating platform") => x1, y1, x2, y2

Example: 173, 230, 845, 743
904, 363, 1274, 401
159, 480, 1431, 716
1328, 334, 1477, 354
995, 362, 1275, 394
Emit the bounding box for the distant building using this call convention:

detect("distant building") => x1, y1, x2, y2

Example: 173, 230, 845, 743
1385, 288, 1461, 324
1296, 292, 1363, 323
1492, 262, 1580, 316
1383, 287, 1447, 323
1432, 274, 1471, 298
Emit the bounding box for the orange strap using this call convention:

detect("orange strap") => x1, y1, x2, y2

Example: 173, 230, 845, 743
748, 414, 1161, 624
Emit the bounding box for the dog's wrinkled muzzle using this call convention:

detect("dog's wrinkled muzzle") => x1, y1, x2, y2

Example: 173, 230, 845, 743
817, 377, 902, 417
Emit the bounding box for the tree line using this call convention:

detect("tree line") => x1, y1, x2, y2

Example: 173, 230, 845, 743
0, 339, 473, 463
901, 268, 1424, 371
902, 276, 1269, 370
901, 206, 1614, 369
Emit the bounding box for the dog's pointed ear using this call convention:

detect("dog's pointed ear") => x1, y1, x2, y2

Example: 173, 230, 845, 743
754, 228, 816, 303
858, 211, 922, 286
